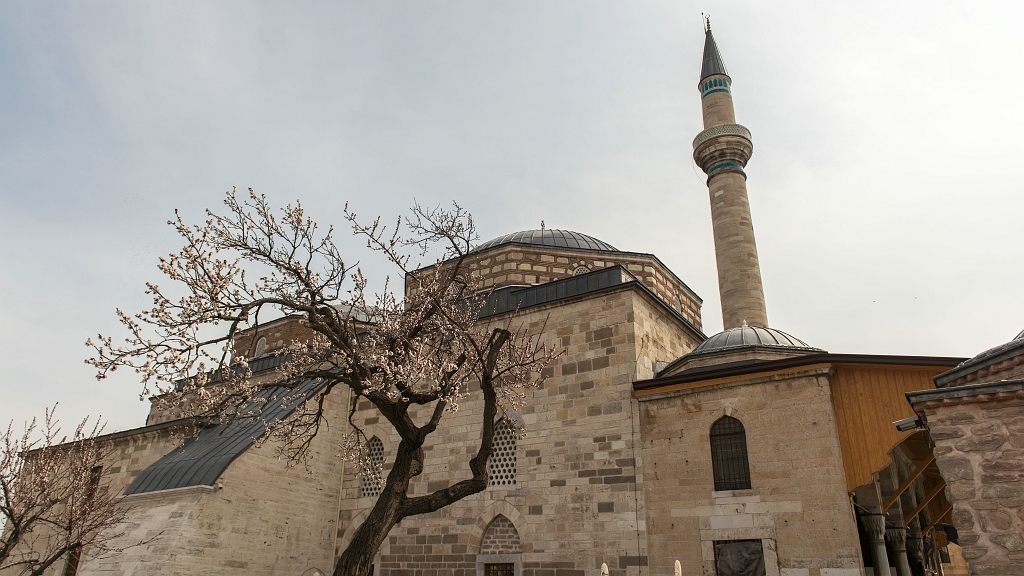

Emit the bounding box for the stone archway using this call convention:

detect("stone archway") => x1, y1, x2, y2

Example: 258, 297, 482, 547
478, 514, 523, 576
480, 515, 523, 555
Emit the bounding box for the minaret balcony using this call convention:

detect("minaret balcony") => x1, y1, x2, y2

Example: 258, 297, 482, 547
692, 124, 753, 179
692, 123, 751, 149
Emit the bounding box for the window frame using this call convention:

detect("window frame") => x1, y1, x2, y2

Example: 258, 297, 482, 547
709, 416, 752, 491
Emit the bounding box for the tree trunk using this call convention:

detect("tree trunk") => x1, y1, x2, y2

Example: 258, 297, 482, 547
333, 335, 505, 576
333, 438, 419, 576
333, 509, 390, 576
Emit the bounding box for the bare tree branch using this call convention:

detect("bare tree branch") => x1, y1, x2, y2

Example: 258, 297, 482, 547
87, 191, 560, 576
1, 407, 156, 574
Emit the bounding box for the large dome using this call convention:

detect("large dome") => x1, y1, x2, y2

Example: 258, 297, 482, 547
688, 324, 822, 356
473, 229, 617, 253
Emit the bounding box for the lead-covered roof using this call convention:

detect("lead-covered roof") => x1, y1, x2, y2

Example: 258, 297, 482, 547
473, 229, 617, 253
125, 377, 325, 495
700, 29, 729, 81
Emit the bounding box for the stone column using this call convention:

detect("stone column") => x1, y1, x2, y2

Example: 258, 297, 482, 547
903, 516, 924, 576
863, 515, 892, 576
905, 535, 924, 576
885, 527, 912, 576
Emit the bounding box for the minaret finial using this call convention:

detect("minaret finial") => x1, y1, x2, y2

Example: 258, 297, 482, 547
540, 220, 545, 231
703, 13, 711, 32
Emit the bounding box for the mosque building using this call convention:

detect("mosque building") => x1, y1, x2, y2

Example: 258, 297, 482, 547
21, 23, 1023, 576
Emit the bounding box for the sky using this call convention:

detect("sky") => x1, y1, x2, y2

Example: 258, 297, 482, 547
1, 1, 1023, 434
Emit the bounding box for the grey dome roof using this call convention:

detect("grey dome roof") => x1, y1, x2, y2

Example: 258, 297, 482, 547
689, 324, 822, 356
473, 229, 617, 253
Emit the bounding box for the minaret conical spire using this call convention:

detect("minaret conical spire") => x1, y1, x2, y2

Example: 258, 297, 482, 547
699, 24, 729, 81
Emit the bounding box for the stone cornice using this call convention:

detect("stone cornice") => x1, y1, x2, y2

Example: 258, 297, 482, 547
635, 353, 964, 392
117, 484, 215, 504
477, 278, 706, 343
635, 365, 834, 402
410, 243, 703, 306
906, 378, 1024, 407
933, 338, 1024, 387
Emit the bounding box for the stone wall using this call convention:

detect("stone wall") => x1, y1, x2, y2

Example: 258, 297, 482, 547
101, 425, 189, 496
3, 425, 185, 576
78, 387, 349, 576
911, 383, 1024, 575
637, 367, 863, 576
232, 315, 317, 358
336, 286, 701, 576
704, 171, 768, 331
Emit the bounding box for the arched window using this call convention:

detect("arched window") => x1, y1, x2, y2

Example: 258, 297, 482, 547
361, 436, 385, 497
254, 336, 268, 357
710, 416, 752, 491
488, 420, 517, 487
573, 266, 590, 276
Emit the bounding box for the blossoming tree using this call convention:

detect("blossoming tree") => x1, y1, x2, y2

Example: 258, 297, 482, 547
87, 190, 558, 576
1, 409, 135, 575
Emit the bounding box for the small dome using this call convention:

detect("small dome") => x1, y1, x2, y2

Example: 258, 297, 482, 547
473, 229, 617, 253
688, 324, 822, 356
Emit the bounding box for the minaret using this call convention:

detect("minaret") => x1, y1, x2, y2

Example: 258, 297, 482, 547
692, 21, 769, 330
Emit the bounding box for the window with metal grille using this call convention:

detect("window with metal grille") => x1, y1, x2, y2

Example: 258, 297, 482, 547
485, 564, 515, 576
573, 266, 590, 276
488, 420, 517, 487
361, 436, 385, 497
710, 416, 752, 491
714, 540, 766, 576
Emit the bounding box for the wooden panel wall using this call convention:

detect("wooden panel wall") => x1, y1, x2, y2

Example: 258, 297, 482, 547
830, 365, 947, 492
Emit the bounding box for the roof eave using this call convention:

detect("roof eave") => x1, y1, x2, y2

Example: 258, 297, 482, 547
636, 353, 967, 392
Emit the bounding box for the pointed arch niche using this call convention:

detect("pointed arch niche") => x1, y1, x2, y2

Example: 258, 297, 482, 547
477, 514, 522, 576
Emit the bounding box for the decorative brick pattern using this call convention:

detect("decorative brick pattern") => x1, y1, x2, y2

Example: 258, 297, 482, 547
231, 315, 318, 359
480, 516, 522, 554
488, 422, 517, 487
454, 244, 703, 331
361, 436, 385, 497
